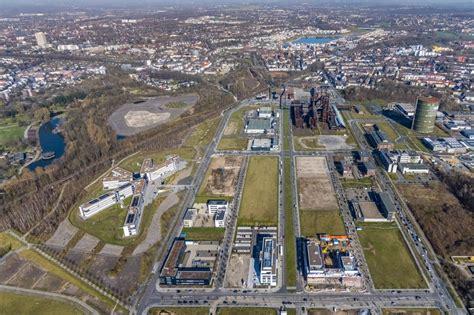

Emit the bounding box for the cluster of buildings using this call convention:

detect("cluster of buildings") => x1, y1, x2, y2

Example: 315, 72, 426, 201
233, 226, 279, 287
183, 199, 229, 228
0, 57, 106, 102
79, 155, 180, 237
159, 238, 219, 286
302, 235, 361, 287
423, 137, 469, 154
378, 149, 428, 174
244, 107, 277, 135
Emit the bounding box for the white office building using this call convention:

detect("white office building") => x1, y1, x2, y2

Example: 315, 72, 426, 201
214, 210, 226, 227
207, 199, 228, 215
122, 179, 147, 237
140, 156, 179, 181
102, 167, 133, 190
79, 182, 134, 218
183, 208, 197, 227
259, 237, 277, 286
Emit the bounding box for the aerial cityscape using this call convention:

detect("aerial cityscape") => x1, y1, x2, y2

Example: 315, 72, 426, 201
0, 1, 473, 315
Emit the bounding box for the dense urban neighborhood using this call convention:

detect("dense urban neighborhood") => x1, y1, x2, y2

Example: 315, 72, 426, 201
0, 1, 473, 315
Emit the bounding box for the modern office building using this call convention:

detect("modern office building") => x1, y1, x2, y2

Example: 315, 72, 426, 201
140, 155, 179, 181
259, 237, 277, 286
206, 199, 228, 215
214, 210, 226, 228
183, 208, 197, 228
122, 179, 147, 237
412, 96, 439, 133
79, 182, 134, 218
102, 166, 133, 190
34, 32, 48, 48
367, 124, 394, 150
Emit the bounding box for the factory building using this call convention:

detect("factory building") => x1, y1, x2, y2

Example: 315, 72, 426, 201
412, 96, 440, 134
102, 167, 133, 190
207, 199, 228, 215
159, 238, 217, 286
79, 183, 134, 218
258, 107, 273, 118
245, 118, 274, 134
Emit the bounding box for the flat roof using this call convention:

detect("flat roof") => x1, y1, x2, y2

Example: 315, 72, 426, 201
247, 118, 272, 130
161, 238, 185, 278
307, 241, 323, 268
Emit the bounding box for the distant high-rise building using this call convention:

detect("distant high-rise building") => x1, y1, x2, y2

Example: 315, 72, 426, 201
412, 96, 439, 134
35, 32, 48, 48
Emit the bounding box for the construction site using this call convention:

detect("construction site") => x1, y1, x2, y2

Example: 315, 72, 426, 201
301, 234, 362, 290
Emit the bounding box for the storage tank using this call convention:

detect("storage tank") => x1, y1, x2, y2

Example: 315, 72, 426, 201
412, 96, 439, 134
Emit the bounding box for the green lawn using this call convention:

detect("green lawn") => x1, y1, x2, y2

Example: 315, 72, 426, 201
165, 101, 188, 108
149, 307, 209, 315
284, 158, 296, 287
0, 123, 25, 149
217, 308, 277, 315
299, 210, 346, 237
119, 147, 196, 173
19, 249, 121, 311
181, 227, 225, 241
69, 196, 133, 246
340, 177, 374, 188
375, 122, 399, 141
358, 222, 426, 289
184, 117, 221, 147
382, 308, 441, 315
0, 292, 84, 315
217, 137, 248, 151
0, 232, 23, 253
238, 156, 278, 226
283, 110, 290, 151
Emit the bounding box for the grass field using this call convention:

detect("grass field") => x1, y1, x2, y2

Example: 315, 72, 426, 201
184, 117, 221, 147
284, 158, 296, 287
181, 227, 225, 241
69, 196, 134, 246
299, 210, 346, 236
217, 308, 277, 315
18, 249, 120, 311
283, 110, 290, 150
340, 177, 374, 188
217, 137, 248, 151
238, 156, 278, 226
149, 307, 209, 315
374, 122, 399, 141
358, 222, 426, 289
0, 292, 84, 315
0, 232, 23, 253
382, 308, 441, 315
0, 123, 25, 149
119, 147, 196, 173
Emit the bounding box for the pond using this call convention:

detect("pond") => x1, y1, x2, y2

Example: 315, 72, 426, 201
28, 117, 65, 170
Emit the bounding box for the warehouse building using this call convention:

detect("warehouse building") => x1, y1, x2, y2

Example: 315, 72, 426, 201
245, 118, 274, 134
250, 138, 272, 151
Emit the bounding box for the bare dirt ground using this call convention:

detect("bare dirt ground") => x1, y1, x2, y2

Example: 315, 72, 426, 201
223, 121, 239, 136
45, 219, 79, 248
296, 156, 338, 211
318, 135, 353, 150
108, 93, 198, 136
201, 156, 243, 196
124, 110, 170, 128
224, 253, 250, 288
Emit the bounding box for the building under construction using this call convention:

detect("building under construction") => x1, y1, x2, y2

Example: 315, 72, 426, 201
289, 85, 343, 130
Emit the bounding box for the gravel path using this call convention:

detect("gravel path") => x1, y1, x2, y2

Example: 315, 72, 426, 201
132, 193, 180, 255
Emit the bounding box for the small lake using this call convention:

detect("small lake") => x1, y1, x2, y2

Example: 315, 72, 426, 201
28, 117, 66, 170
284, 36, 336, 47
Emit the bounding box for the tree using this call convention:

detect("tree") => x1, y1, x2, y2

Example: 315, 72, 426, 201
33, 107, 51, 122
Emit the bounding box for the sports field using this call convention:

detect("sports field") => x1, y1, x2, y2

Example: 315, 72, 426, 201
358, 222, 426, 289
238, 156, 278, 226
